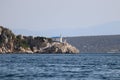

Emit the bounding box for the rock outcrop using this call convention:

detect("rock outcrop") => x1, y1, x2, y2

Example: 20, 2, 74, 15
0, 26, 79, 53
44, 42, 79, 53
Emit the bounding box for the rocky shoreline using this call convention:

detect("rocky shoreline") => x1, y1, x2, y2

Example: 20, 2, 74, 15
0, 26, 79, 54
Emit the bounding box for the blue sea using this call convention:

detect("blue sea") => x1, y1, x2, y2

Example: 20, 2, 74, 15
0, 53, 120, 80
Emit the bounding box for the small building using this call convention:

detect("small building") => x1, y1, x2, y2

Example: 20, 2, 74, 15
52, 35, 67, 43
52, 36, 61, 42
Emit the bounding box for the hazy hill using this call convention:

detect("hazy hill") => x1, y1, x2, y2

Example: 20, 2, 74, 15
66, 35, 120, 53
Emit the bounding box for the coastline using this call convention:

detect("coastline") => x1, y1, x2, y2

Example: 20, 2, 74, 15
0, 26, 79, 54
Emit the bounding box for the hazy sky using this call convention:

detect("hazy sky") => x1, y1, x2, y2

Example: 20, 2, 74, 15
0, 0, 120, 37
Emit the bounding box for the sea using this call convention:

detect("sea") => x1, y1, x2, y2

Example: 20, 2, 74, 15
0, 53, 120, 80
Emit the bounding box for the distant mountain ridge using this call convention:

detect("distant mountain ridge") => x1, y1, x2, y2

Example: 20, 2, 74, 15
10, 21, 120, 37
66, 35, 120, 53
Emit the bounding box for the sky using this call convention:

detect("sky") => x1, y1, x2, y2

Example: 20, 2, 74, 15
0, 0, 120, 37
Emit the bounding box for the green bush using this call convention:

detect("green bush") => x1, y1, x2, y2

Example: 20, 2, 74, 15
15, 38, 29, 49
20, 40, 29, 49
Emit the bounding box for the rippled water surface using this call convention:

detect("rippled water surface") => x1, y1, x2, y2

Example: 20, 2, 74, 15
0, 53, 120, 80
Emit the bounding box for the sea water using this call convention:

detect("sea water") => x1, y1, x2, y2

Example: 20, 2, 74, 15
0, 53, 120, 80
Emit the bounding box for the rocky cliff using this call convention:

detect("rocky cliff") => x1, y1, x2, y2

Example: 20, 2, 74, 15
0, 26, 79, 53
